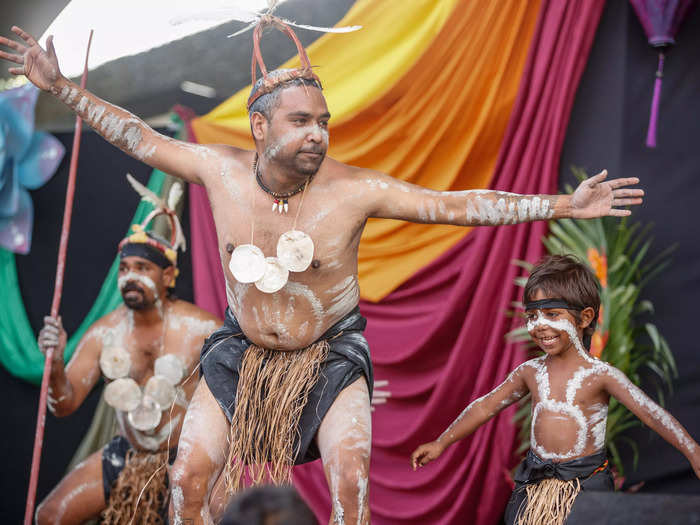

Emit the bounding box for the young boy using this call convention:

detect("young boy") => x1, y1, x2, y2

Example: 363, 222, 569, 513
410, 254, 700, 525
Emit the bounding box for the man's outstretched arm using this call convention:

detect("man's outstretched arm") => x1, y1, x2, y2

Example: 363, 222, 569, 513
358, 168, 644, 225
0, 26, 228, 185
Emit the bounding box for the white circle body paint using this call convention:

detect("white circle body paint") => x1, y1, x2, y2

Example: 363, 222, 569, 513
144, 375, 177, 407
229, 244, 266, 283
154, 354, 185, 385
104, 378, 141, 412
128, 394, 162, 431
255, 257, 289, 293
99, 346, 131, 379
277, 230, 314, 272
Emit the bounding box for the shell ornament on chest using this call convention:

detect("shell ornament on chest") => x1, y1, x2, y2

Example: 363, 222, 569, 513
100, 347, 186, 432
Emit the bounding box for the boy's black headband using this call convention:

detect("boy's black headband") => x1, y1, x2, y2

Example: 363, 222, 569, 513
524, 298, 584, 311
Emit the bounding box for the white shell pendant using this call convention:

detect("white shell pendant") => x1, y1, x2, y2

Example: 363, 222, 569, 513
277, 230, 314, 272
229, 244, 266, 283
154, 354, 185, 385
104, 377, 141, 412
128, 394, 162, 432
144, 375, 177, 408
254, 257, 289, 293
99, 346, 131, 380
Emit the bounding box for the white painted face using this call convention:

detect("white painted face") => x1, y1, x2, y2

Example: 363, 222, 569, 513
117, 256, 167, 311
526, 310, 585, 356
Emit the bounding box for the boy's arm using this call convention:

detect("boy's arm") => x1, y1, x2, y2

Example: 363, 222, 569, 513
603, 365, 700, 478
0, 26, 232, 185
411, 363, 530, 469
38, 316, 102, 417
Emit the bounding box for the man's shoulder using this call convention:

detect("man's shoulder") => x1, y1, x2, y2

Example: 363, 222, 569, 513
92, 306, 126, 329
322, 157, 381, 185
198, 145, 255, 182
169, 299, 222, 326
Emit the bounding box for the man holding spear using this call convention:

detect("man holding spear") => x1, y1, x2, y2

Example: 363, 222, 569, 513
34, 184, 222, 524
1, 18, 644, 524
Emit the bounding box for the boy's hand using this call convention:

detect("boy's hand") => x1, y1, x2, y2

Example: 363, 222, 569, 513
410, 441, 445, 470
0, 26, 63, 91
38, 316, 67, 363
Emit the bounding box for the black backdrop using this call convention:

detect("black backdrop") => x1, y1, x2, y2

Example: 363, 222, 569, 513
2, 1, 700, 522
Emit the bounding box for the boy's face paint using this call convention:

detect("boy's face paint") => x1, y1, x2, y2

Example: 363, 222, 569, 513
525, 290, 585, 356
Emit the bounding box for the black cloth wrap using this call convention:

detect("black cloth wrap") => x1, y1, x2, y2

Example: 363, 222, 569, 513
504, 449, 613, 525
120, 242, 172, 269
524, 298, 584, 311
200, 306, 373, 464
101, 435, 177, 505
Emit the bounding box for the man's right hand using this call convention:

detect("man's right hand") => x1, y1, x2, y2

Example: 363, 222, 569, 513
0, 26, 62, 92
38, 316, 67, 362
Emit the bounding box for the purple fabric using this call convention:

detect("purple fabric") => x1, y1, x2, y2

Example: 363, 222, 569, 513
188, 1, 605, 523
629, 1, 697, 148
646, 53, 665, 148
629, 0, 698, 46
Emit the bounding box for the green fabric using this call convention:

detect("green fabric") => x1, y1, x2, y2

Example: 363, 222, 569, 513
0, 171, 166, 385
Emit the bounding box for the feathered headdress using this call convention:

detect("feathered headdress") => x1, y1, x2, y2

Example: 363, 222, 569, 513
118, 174, 186, 285
169, 1, 361, 110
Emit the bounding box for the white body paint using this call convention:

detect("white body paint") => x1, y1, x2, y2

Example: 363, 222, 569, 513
466, 195, 553, 225
117, 271, 157, 294
525, 312, 696, 459
263, 125, 329, 161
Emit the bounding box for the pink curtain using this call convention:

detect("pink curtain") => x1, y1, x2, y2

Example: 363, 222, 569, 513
187, 1, 605, 523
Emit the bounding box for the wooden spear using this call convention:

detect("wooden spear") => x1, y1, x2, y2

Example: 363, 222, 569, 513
24, 29, 94, 525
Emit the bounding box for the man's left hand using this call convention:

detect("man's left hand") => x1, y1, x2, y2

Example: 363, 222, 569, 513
569, 170, 644, 219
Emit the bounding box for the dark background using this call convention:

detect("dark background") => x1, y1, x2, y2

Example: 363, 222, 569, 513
2, 1, 699, 522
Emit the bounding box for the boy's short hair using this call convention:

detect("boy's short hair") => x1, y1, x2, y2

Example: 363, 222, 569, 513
523, 254, 601, 349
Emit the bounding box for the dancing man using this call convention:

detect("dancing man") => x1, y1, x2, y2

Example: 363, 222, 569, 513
1, 19, 644, 525
34, 182, 221, 524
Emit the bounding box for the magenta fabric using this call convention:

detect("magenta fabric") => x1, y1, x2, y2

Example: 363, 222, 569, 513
187, 1, 605, 523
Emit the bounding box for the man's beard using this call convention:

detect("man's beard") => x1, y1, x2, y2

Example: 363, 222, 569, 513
295, 153, 325, 175
120, 283, 155, 310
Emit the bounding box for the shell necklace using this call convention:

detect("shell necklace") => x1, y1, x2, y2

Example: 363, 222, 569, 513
228, 155, 315, 293
99, 306, 187, 432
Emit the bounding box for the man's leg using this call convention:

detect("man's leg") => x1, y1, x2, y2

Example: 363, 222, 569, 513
35, 449, 105, 525
169, 378, 230, 525
317, 377, 371, 525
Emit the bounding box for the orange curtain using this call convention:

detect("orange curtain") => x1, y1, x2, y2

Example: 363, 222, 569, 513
192, 0, 541, 301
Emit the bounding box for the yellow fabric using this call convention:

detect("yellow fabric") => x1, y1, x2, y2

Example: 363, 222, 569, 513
192, 0, 541, 301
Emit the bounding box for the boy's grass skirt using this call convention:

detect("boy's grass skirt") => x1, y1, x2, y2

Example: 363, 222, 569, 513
505, 449, 613, 525
200, 306, 373, 495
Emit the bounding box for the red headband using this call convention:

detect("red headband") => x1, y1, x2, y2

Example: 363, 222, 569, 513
246, 15, 322, 110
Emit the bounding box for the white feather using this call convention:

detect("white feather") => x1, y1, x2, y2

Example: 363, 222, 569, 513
284, 20, 362, 33
168, 183, 184, 211
126, 173, 164, 208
